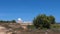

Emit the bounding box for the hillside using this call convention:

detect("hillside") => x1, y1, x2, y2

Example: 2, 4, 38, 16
0, 23, 60, 34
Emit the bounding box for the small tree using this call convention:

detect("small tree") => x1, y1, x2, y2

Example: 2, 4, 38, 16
33, 14, 55, 29
11, 20, 16, 23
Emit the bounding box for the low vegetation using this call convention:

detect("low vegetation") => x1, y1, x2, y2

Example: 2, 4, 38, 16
0, 20, 16, 23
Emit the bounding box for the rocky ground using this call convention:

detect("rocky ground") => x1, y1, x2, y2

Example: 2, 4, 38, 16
0, 23, 60, 34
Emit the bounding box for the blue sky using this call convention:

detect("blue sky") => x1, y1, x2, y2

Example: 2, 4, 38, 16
0, 0, 60, 22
